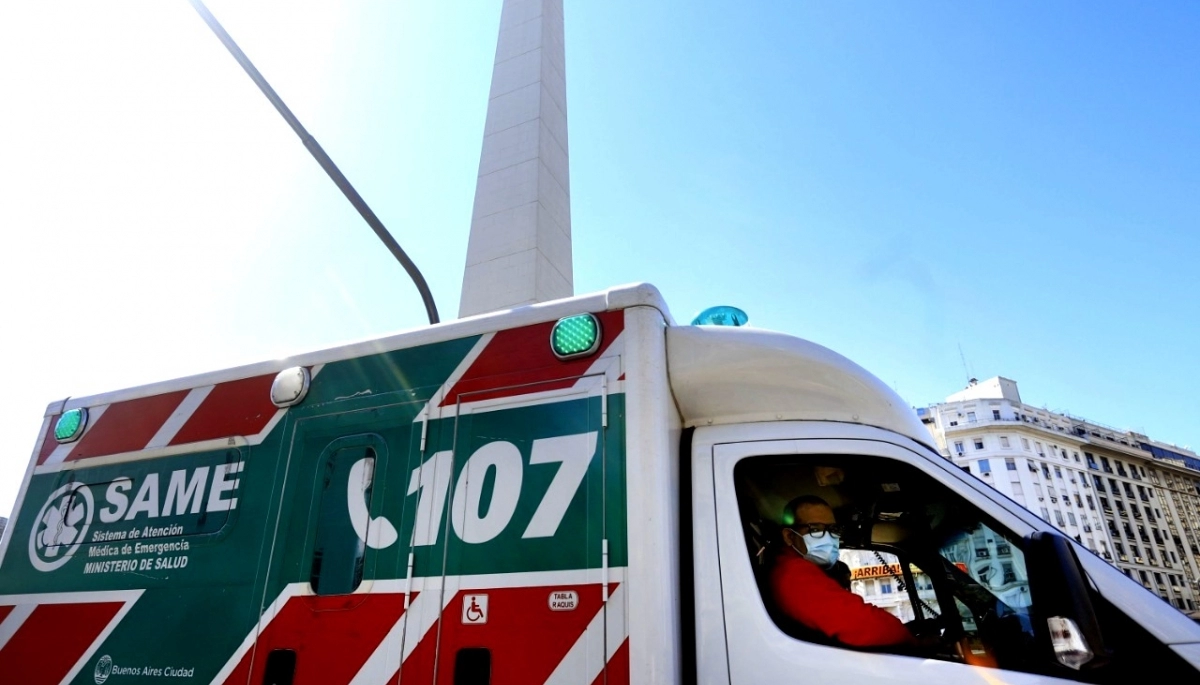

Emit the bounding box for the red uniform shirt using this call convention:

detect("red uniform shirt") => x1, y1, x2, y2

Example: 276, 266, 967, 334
770, 551, 916, 648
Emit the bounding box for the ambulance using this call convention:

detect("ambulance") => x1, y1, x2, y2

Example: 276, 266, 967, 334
1, 282, 1198, 685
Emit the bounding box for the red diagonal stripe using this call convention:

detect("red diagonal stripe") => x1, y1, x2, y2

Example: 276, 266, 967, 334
63, 391, 189, 462
441, 311, 624, 407
222, 592, 412, 685
36, 420, 60, 464
0, 605, 13, 623
171, 374, 278, 445
398, 583, 613, 685
592, 638, 629, 685
0, 601, 123, 685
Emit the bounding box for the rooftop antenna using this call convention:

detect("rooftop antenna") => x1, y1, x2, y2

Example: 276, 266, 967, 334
187, 0, 440, 325
957, 343, 973, 386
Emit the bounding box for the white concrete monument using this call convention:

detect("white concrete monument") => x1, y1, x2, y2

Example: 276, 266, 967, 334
459, 0, 572, 318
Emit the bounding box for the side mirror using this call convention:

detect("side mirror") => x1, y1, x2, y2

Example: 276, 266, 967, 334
1026, 531, 1110, 671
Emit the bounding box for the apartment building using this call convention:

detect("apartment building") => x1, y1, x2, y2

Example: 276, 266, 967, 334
920, 377, 1200, 612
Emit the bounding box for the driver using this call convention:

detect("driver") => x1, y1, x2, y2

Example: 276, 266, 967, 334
770, 495, 917, 648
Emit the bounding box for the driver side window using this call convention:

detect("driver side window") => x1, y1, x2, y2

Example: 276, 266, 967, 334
735, 454, 1039, 673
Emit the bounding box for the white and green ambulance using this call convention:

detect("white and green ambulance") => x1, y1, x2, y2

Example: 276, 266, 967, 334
2, 283, 1198, 684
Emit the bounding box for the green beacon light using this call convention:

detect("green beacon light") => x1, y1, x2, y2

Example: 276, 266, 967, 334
691, 305, 748, 327
54, 407, 89, 443
551, 313, 602, 360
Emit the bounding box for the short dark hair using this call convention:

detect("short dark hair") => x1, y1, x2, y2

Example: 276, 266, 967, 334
783, 494, 832, 523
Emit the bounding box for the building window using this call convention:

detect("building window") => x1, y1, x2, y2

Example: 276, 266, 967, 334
1000, 436, 1011, 448
954, 441, 964, 454
979, 459, 992, 475
1012, 482, 1024, 496
992, 410, 1001, 420
1068, 512, 1077, 526
974, 439, 984, 450
949, 421, 958, 426
1054, 466, 1063, 479
1021, 438, 1031, 451
967, 411, 977, 423
1005, 458, 1017, 471
1086, 495, 1095, 510
1035, 442, 1045, 456
1040, 507, 1050, 520
1054, 511, 1065, 527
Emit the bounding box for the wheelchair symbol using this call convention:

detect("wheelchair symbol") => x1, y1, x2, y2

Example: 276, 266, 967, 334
462, 594, 489, 624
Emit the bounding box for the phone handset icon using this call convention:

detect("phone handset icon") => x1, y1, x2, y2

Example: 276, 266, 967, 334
348, 457, 399, 549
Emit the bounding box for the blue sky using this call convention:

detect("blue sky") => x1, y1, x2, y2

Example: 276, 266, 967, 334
1, 1, 1197, 516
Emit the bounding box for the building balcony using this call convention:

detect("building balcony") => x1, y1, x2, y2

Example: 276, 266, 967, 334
942, 415, 1081, 439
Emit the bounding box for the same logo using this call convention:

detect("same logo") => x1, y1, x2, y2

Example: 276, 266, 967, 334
29, 482, 94, 572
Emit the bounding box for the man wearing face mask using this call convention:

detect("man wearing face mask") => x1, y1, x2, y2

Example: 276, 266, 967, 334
769, 495, 916, 648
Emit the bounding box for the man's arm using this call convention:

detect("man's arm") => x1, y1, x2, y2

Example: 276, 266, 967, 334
772, 557, 916, 648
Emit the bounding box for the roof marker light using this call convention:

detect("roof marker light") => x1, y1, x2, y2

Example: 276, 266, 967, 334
551, 314, 601, 360
691, 306, 748, 327
271, 366, 311, 407
54, 408, 88, 443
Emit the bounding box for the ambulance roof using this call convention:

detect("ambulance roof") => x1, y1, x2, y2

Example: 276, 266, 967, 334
666, 323, 934, 448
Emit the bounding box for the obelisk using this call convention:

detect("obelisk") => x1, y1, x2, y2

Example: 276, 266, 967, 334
458, 0, 571, 318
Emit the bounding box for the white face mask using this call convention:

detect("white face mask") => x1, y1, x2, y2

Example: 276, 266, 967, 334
796, 532, 840, 568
